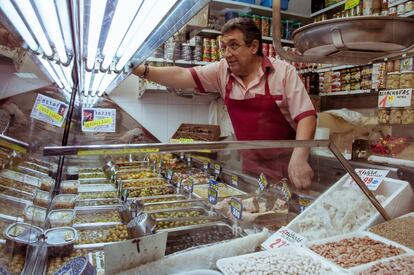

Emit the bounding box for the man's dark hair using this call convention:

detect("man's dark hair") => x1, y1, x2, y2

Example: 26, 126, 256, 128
221, 17, 263, 56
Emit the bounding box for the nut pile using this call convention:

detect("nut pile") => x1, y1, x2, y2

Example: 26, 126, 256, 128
0, 200, 25, 218
0, 245, 25, 275
218, 250, 334, 275
79, 191, 117, 199
128, 186, 174, 198
76, 199, 119, 207
166, 226, 234, 255
145, 202, 193, 211
359, 255, 414, 274
310, 236, 405, 268
118, 171, 157, 180
369, 216, 414, 249
156, 219, 210, 230
123, 178, 166, 188
76, 225, 128, 244
151, 210, 202, 219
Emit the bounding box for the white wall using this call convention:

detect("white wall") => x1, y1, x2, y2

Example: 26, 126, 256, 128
109, 75, 216, 142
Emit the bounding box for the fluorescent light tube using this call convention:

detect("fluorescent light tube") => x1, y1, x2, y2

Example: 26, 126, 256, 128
0, 0, 38, 52
55, 0, 73, 53
36, 56, 64, 88
91, 72, 105, 96
14, 0, 53, 57
51, 61, 70, 89
34, 0, 68, 64
83, 71, 92, 96
101, 0, 143, 70
97, 72, 117, 96
115, 0, 177, 71
86, 0, 107, 70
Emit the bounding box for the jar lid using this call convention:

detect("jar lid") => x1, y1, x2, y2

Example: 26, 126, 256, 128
44, 227, 78, 246
47, 209, 75, 222
4, 222, 42, 244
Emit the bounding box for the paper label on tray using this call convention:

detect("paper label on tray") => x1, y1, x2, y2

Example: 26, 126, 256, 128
344, 169, 389, 190
104, 232, 167, 274
81, 108, 116, 132
231, 175, 238, 186
262, 227, 307, 250
214, 164, 221, 176
30, 94, 68, 127
229, 198, 243, 220
258, 173, 269, 191
345, 0, 360, 10
378, 88, 412, 108
208, 186, 218, 205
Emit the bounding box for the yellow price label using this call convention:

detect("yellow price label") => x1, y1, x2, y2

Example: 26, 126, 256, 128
84, 117, 113, 128
345, 0, 360, 10
36, 104, 63, 122
78, 148, 160, 156
0, 139, 27, 154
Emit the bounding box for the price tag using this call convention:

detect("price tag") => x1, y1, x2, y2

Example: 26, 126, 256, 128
180, 152, 185, 160
81, 108, 116, 132
258, 173, 269, 191
209, 179, 219, 190
166, 170, 173, 180
378, 88, 412, 108
30, 94, 68, 127
345, 169, 389, 191
281, 180, 292, 201
231, 175, 238, 186
261, 227, 307, 250
298, 196, 314, 212
229, 198, 243, 220
208, 186, 218, 205
183, 177, 194, 193
203, 162, 209, 171
345, 0, 360, 10
214, 164, 221, 176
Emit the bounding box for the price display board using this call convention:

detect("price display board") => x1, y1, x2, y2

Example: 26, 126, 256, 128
82, 108, 116, 132
30, 94, 68, 127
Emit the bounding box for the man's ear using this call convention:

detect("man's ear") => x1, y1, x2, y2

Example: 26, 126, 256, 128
250, 40, 259, 55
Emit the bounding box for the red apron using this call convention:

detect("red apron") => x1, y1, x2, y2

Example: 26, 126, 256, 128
224, 68, 296, 181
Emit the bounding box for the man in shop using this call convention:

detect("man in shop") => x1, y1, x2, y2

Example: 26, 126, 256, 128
133, 18, 316, 189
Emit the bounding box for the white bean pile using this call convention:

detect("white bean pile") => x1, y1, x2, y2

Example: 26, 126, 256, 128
219, 250, 334, 275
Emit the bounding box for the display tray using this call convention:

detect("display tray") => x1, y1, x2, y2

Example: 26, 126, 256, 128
75, 198, 121, 208
147, 206, 209, 218
306, 231, 414, 270
0, 188, 33, 202
78, 191, 118, 200
0, 170, 40, 187
192, 183, 246, 199
114, 161, 148, 168
350, 253, 414, 274
21, 161, 50, 173
135, 194, 189, 204
120, 177, 167, 189
165, 222, 238, 255
78, 178, 109, 184
46, 248, 105, 275
14, 166, 48, 178
216, 246, 347, 275
78, 168, 103, 174
287, 174, 412, 241
74, 224, 128, 249
74, 207, 121, 225
0, 216, 20, 239
143, 199, 206, 211
78, 184, 116, 193
126, 185, 176, 198
156, 216, 223, 231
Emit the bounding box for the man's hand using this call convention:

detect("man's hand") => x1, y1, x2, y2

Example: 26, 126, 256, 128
288, 149, 313, 189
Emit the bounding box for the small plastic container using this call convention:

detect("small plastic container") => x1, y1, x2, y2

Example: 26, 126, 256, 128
33, 190, 51, 208
47, 209, 75, 227
60, 180, 79, 194
386, 72, 400, 89
44, 227, 78, 257
52, 194, 78, 209
377, 108, 390, 124
399, 71, 414, 88
389, 108, 402, 124
4, 222, 42, 254
402, 107, 414, 124
23, 205, 47, 227
40, 177, 55, 192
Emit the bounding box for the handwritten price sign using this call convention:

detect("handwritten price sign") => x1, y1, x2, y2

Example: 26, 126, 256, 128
345, 169, 389, 191
262, 227, 307, 250
378, 89, 412, 108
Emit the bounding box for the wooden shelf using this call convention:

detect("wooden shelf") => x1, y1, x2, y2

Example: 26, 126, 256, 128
147, 57, 209, 66
389, 0, 409, 8
319, 90, 371, 96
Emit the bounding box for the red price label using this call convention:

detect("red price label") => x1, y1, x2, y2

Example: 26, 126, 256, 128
269, 238, 289, 249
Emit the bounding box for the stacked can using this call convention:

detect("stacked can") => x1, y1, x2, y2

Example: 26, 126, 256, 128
194, 36, 203, 61
217, 35, 224, 59
182, 43, 193, 61
210, 38, 220, 62
153, 45, 164, 58
202, 38, 211, 62
164, 38, 181, 60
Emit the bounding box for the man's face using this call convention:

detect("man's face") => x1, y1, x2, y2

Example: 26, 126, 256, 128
221, 29, 258, 76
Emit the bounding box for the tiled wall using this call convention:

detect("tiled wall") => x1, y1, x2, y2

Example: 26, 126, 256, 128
109, 75, 216, 142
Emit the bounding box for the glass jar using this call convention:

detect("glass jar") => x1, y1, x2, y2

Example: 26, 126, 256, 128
406, 1, 413, 12
261, 16, 270, 37
397, 3, 406, 15
386, 72, 400, 89
390, 108, 403, 124
388, 7, 397, 16
393, 59, 401, 72
252, 15, 261, 31
402, 108, 414, 124
400, 71, 414, 88
377, 108, 390, 124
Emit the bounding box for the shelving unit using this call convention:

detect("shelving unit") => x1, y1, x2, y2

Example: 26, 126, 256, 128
319, 89, 371, 96
389, 0, 409, 8
200, 29, 294, 45
402, 10, 414, 17
310, 0, 345, 17
147, 57, 209, 66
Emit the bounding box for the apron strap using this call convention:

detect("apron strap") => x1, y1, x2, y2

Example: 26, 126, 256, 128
225, 75, 234, 100
264, 68, 270, 96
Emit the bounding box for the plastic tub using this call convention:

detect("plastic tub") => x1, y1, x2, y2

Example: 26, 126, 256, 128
61, 180, 79, 194
45, 227, 78, 257
52, 194, 78, 209
33, 190, 51, 208
23, 205, 47, 227
47, 209, 75, 227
